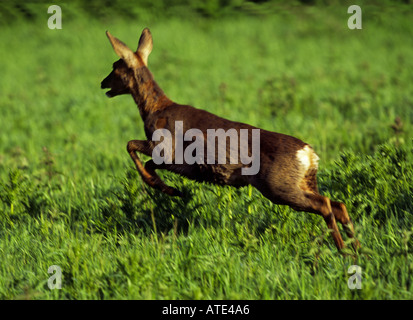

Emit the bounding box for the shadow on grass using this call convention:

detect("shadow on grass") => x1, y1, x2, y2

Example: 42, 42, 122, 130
97, 168, 208, 236
95, 166, 295, 248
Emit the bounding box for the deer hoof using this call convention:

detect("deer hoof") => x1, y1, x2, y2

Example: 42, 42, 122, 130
163, 186, 183, 197
170, 188, 183, 197
172, 189, 184, 198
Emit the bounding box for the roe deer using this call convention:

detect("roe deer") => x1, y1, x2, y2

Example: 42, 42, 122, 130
101, 28, 360, 251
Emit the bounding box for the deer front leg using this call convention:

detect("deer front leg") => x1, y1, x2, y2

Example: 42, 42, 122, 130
127, 140, 182, 197
144, 160, 183, 197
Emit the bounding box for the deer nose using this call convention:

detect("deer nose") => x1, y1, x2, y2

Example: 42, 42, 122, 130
101, 74, 112, 89
101, 80, 108, 89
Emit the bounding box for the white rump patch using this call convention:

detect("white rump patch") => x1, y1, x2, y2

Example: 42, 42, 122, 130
296, 145, 319, 172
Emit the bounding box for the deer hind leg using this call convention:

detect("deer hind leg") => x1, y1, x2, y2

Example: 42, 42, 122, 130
302, 192, 345, 250
253, 179, 345, 250
300, 163, 359, 250
330, 201, 360, 250
127, 140, 182, 197
294, 146, 345, 250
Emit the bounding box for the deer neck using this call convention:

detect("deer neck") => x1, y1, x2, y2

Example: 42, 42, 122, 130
131, 66, 173, 121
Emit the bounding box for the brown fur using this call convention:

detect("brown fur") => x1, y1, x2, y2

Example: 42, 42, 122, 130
101, 28, 360, 252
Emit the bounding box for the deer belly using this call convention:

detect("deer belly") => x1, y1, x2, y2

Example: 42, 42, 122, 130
164, 163, 248, 187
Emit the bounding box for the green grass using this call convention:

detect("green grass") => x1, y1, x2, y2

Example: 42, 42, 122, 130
1, 4, 413, 299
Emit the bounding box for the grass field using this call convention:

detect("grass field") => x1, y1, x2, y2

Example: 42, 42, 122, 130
1, 2, 413, 299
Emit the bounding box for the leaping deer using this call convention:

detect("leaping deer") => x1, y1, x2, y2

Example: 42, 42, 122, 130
101, 28, 359, 251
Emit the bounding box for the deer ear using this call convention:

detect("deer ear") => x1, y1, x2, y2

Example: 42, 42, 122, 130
106, 31, 138, 68
137, 28, 153, 66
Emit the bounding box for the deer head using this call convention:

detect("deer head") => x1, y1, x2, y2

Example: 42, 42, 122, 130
101, 28, 153, 98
